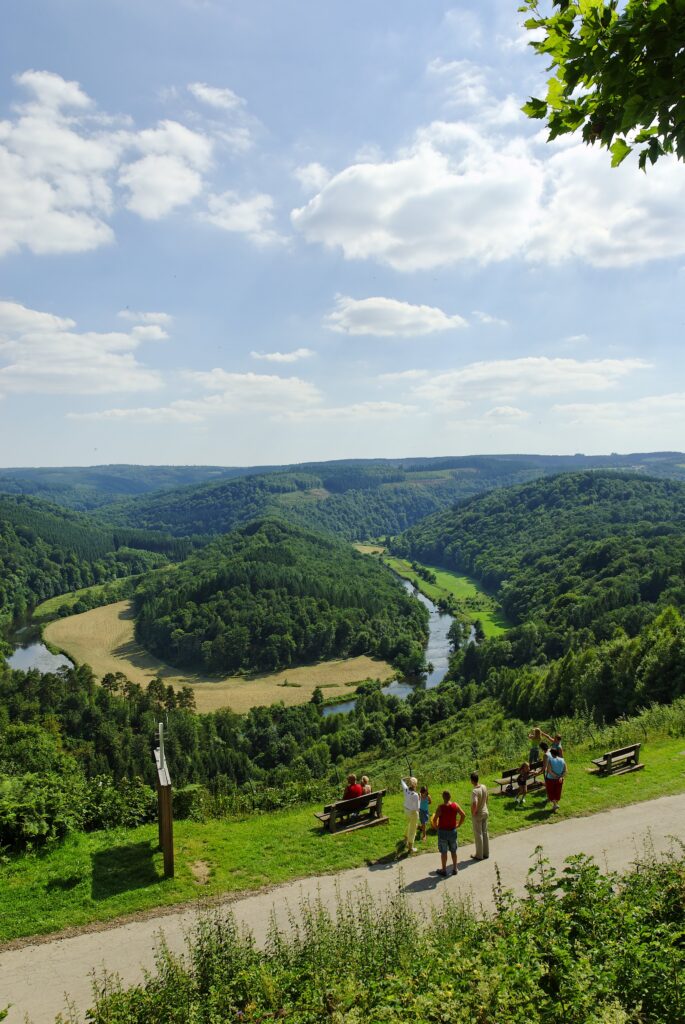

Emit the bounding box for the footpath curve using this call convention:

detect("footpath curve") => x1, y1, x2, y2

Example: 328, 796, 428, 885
2, 793, 684, 1024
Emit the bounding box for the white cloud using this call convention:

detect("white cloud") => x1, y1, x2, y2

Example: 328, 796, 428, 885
472, 310, 509, 327
292, 127, 545, 271
0, 300, 164, 394
412, 357, 650, 408
203, 190, 284, 246
119, 155, 203, 219
427, 59, 489, 108
282, 401, 419, 423
75, 369, 322, 423
292, 113, 685, 271
0, 70, 270, 255
484, 405, 529, 422
554, 393, 685, 427
251, 348, 315, 363
188, 82, 243, 111
325, 295, 467, 336
189, 368, 320, 407
14, 70, 92, 110
293, 162, 330, 192
379, 369, 430, 382
117, 310, 173, 326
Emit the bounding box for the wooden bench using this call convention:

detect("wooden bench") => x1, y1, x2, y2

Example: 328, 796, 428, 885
494, 760, 544, 796
591, 743, 643, 776
314, 789, 388, 833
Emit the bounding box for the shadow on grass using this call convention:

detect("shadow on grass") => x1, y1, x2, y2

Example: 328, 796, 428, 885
91, 840, 161, 900
46, 874, 82, 893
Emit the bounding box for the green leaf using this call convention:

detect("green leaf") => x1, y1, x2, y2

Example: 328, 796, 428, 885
610, 138, 632, 166
546, 77, 566, 110
522, 97, 548, 119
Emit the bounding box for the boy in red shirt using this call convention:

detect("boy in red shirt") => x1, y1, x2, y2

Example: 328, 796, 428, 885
435, 790, 466, 877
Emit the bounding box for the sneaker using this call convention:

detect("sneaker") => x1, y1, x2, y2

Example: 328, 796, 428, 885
410, 846, 419, 853
452, 867, 458, 876
436, 868, 447, 877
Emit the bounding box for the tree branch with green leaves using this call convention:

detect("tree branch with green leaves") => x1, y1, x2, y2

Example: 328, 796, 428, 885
520, 0, 685, 169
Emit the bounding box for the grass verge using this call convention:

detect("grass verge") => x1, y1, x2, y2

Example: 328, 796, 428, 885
2, 732, 684, 945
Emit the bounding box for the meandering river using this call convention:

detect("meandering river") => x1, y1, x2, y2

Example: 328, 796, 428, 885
4, 580, 458, 716
322, 582, 456, 716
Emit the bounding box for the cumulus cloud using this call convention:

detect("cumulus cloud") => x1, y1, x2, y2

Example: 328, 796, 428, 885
472, 310, 509, 327
412, 357, 650, 408
554, 393, 685, 428
251, 348, 315, 363
202, 190, 284, 246
0, 69, 268, 255
325, 295, 467, 336
74, 368, 322, 423
282, 401, 420, 423
117, 310, 173, 326
484, 405, 529, 421
188, 82, 243, 111
0, 300, 164, 394
427, 58, 490, 108
292, 113, 685, 271
293, 162, 330, 192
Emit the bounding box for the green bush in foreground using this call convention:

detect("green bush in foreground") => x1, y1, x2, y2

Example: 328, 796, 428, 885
70, 849, 685, 1024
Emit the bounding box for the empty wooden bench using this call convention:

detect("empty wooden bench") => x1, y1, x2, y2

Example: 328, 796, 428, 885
591, 743, 643, 776
314, 789, 388, 833
494, 760, 544, 796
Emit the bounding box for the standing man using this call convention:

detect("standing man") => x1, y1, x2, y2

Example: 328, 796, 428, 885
435, 790, 466, 877
401, 776, 420, 854
544, 746, 567, 813
470, 771, 489, 861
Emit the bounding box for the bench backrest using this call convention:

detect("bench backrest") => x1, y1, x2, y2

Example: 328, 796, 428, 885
323, 789, 387, 814
601, 743, 640, 760
499, 768, 519, 780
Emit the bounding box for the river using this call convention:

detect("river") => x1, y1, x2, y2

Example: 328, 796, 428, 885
322, 581, 457, 716
4, 582, 458, 712
4, 620, 74, 673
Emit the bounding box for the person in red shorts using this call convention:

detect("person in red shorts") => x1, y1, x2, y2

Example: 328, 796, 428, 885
342, 774, 363, 800
544, 747, 567, 812
435, 790, 466, 877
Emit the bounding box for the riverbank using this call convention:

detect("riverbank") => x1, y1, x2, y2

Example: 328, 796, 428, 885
382, 554, 509, 637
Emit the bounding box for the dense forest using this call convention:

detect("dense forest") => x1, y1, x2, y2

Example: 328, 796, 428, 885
0, 495, 190, 628
92, 452, 685, 543
397, 472, 685, 661
134, 518, 428, 673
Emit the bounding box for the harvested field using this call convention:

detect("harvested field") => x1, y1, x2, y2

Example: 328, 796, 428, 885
44, 601, 395, 713
353, 543, 385, 554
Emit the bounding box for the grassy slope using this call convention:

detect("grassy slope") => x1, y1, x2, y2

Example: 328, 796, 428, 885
382, 554, 510, 636
2, 731, 684, 944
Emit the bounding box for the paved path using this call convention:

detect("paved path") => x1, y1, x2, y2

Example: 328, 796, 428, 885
2, 794, 684, 1024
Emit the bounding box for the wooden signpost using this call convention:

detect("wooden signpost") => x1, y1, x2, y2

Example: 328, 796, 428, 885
154, 722, 174, 879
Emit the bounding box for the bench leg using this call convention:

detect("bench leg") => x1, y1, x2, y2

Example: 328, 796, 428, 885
329, 810, 337, 834
376, 795, 383, 820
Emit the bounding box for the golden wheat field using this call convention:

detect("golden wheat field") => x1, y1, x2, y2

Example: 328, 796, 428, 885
44, 601, 395, 713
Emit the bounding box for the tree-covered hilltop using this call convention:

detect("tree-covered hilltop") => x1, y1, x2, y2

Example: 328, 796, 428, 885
96, 452, 685, 542
134, 518, 429, 674
0, 464, 275, 511
396, 472, 685, 676
0, 494, 190, 627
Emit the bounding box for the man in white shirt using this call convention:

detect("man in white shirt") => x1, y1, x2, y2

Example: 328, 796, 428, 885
401, 776, 420, 853
470, 771, 489, 860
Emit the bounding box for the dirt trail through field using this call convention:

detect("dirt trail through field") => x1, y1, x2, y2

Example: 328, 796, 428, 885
44, 601, 394, 712
2, 794, 683, 1024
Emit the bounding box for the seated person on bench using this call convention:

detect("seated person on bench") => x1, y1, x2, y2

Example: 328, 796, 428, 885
343, 774, 363, 800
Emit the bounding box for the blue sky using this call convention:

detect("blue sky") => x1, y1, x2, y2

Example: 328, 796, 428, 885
1, 0, 684, 467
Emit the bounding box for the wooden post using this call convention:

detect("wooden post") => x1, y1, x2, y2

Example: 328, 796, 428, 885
154, 725, 174, 879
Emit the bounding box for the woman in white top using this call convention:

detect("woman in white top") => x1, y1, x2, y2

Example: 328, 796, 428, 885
401, 776, 420, 853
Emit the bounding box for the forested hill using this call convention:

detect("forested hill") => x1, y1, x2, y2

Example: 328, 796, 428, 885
94, 452, 685, 542
396, 472, 685, 648
134, 518, 428, 674
0, 464, 277, 511
0, 495, 190, 627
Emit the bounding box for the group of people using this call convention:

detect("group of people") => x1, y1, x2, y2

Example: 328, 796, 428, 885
517, 727, 567, 812
400, 773, 489, 876
341, 724, 567, 877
